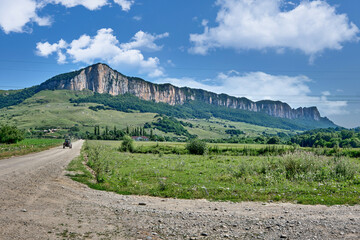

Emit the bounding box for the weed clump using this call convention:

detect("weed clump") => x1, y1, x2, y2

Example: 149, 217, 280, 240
282, 151, 357, 181
186, 138, 207, 155
120, 135, 135, 152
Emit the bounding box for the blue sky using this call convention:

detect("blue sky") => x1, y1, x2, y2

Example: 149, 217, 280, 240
0, 0, 359, 128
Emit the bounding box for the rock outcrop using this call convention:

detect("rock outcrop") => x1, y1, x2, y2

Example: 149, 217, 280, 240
41, 63, 322, 121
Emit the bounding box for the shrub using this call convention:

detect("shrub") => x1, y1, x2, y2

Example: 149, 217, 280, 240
0, 125, 24, 144
186, 138, 207, 155
232, 161, 250, 178
283, 151, 321, 180
86, 144, 112, 183
267, 136, 280, 144
120, 135, 135, 152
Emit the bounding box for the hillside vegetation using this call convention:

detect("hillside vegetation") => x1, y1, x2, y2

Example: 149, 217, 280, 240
0, 90, 156, 138
71, 92, 335, 131
0, 90, 303, 140
0, 70, 80, 109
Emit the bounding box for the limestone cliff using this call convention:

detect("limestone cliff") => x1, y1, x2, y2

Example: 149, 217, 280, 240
40, 63, 322, 121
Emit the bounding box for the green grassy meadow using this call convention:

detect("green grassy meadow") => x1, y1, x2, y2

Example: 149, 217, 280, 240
0, 138, 63, 160
68, 140, 360, 205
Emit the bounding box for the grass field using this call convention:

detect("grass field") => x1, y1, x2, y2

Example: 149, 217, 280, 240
68, 140, 360, 205
0, 138, 63, 160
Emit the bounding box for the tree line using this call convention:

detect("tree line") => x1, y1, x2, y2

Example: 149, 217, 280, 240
290, 127, 360, 148
86, 125, 153, 140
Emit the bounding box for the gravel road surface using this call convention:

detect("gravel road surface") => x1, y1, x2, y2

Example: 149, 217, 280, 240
0, 140, 359, 240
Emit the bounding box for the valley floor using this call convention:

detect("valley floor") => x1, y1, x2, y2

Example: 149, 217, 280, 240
0, 141, 359, 240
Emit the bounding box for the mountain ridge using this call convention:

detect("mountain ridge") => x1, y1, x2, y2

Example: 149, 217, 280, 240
39, 63, 325, 122
0, 63, 337, 131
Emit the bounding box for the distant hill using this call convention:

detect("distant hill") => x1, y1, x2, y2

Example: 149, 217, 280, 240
0, 63, 337, 132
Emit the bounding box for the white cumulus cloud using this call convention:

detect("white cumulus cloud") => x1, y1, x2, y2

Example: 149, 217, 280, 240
113, 0, 134, 12
36, 39, 67, 56
120, 31, 169, 51
36, 28, 166, 77
47, 0, 108, 10
36, 39, 68, 63
0, 0, 134, 33
155, 71, 347, 117
190, 0, 359, 58
0, 0, 51, 33
48, 0, 134, 11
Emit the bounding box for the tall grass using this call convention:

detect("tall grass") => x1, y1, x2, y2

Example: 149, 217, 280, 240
208, 145, 293, 156
228, 151, 358, 182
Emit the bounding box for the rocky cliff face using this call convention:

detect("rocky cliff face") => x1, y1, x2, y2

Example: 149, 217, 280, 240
41, 63, 322, 121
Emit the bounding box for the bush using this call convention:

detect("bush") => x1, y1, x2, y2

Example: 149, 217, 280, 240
120, 135, 135, 152
186, 138, 207, 155
267, 136, 280, 144
333, 158, 356, 180
0, 125, 24, 144
70, 126, 80, 132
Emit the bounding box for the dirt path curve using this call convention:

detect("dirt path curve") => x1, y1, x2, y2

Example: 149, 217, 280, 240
0, 140, 360, 240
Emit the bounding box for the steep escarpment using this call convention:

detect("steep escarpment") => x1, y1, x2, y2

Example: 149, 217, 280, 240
40, 63, 323, 121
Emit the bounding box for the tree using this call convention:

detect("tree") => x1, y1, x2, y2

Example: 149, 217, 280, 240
70, 126, 80, 132
0, 125, 24, 144
150, 129, 154, 140
94, 125, 100, 136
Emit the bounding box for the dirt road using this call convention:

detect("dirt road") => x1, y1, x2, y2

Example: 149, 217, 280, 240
0, 140, 359, 240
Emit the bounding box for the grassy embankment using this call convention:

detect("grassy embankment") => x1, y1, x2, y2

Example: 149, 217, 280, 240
0, 138, 63, 160
68, 140, 360, 205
